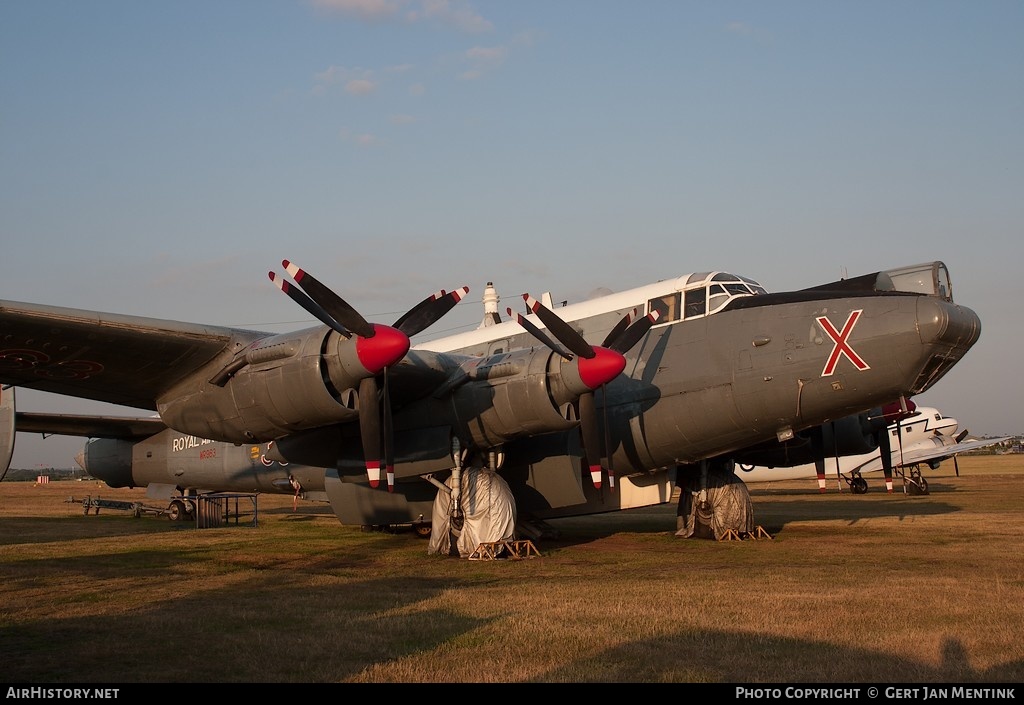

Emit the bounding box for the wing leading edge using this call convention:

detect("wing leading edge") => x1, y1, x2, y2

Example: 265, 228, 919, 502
0, 300, 263, 409
850, 436, 1012, 475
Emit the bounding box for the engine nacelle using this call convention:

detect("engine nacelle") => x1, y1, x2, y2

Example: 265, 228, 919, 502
82, 438, 136, 488
445, 348, 586, 448
158, 327, 361, 443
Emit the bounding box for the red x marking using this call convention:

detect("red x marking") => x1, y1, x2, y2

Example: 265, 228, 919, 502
816, 310, 870, 376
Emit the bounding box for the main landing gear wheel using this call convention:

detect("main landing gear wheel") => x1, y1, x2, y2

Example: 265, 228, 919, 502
907, 477, 930, 495
413, 523, 432, 539
167, 499, 191, 522
906, 467, 930, 495
851, 477, 869, 494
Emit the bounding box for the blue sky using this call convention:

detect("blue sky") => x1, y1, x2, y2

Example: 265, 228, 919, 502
2, 1, 1022, 468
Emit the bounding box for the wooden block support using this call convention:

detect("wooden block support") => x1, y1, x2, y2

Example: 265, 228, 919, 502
468, 539, 541, 560
717, 526, 773, 542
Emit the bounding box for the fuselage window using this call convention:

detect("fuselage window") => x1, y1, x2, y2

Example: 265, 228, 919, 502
649, 293, 680, 322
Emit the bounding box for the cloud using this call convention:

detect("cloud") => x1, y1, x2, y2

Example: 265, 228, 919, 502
338, 127, 383, 146
310, 0, 492, 33
346, 78, 376, 95
414, 0, 492, 33
313, 66, 377, 95
310, 0, 402, 22
459, 44, 506, 80
466, 45, 506, 63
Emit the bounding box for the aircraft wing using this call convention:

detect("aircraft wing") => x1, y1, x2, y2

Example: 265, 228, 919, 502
851, 436, 1012, 474
14, 411, 167, 440
0, 300, 263, 410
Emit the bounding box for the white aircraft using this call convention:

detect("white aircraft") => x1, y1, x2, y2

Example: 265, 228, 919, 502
732, 403, 1011, 494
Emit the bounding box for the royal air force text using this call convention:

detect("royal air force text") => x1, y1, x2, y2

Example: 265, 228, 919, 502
171, 435, 214, 452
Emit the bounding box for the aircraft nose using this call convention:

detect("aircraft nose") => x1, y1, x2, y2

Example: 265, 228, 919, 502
941, 420, 960, 436
917, 297, 981, 349
912, 298, 982, 393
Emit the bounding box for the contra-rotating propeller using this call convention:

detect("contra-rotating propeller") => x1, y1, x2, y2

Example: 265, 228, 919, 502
270, 260, 468, 491
509, 295, 660, 490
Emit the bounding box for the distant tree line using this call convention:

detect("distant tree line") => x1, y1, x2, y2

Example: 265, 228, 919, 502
5, 436, 1020, 484
3, 467, 91, 482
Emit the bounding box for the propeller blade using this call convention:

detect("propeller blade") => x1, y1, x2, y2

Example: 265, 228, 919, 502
522, 294, 595, 359
878, 424, 894, 493
810, 425, 827, 493
601, 384, 615, 491
510, 296, 632, 490
272, 266, 468, 491
282, 260, 376, 338
507, 308, 574, 359
268, 272, 351, 338
606, 310, 661, 354
511, 305, 625, 390
383, 368, 395, 492
578, 391, 602, 489
510, 296, 628, 491
358, 378, 382, 488
271, 264, 410, 375
954, 455, 960, 477
393, 286, 470, 337
601, 309, 637, 348
827, 420, 843, 492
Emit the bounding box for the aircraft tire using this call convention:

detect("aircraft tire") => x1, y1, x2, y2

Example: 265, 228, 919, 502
413, 523, 432, 539
167, 499, 189, 522
851, 478, 868, 494
907, 478, 929, 496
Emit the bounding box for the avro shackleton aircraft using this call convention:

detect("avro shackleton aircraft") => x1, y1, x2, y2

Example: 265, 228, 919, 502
732, 402, 1011, 494
0, 260, 981, 550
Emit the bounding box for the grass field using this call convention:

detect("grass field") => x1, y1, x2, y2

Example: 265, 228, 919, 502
2, 455, 1022, 684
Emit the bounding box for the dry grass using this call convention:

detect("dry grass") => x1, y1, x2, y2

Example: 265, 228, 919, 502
1, 455, 1022, 683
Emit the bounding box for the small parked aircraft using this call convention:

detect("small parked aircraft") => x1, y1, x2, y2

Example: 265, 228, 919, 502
732, 403, 1011, 494
1, 260, 982, 551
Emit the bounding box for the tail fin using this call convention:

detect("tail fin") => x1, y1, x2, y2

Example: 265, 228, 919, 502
0, 386, 15, 481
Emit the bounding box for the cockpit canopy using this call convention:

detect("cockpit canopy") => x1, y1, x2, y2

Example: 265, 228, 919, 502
647, 272, 768, 323
883, 262, 954, 303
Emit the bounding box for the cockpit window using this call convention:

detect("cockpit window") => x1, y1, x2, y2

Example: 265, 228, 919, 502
684, 288, 706, 318
707, 284, 729, 315
884, 262, 954, 303
656, 271, 767, 323
684, 272, 713, 286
